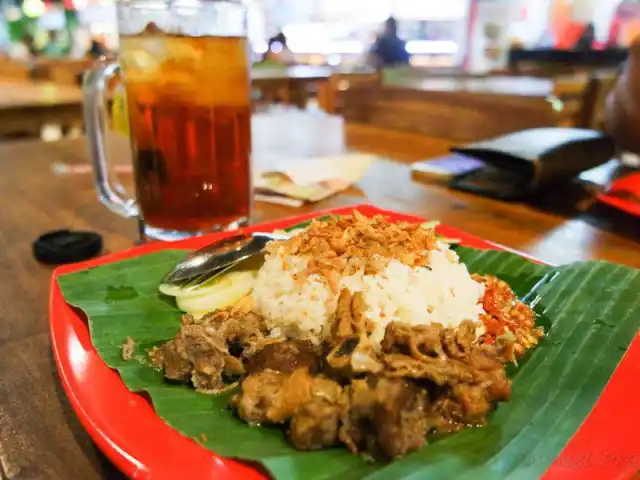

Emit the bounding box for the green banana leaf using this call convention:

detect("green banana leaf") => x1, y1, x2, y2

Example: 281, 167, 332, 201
58, 240, 640, 480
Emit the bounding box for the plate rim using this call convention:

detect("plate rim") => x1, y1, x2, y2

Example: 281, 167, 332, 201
49, 204, 640, 480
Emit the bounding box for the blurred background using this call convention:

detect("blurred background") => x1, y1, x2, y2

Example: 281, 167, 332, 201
0, 0, 639, 149
0, 0, 637, 69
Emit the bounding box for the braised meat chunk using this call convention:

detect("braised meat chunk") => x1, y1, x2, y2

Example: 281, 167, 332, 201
199, 299, 269, 357
381, 321, 509, 378
288, 376, 344, 450
381, 321, 446, 359
340, 377, 428, 461
380, 321, 511, 428
289, 400, 343, 450
232, 370, 290, 424
233, 368, 344, 450
150, 304, 268, 393
245, 340, 322, 375
150, 315, 228, 391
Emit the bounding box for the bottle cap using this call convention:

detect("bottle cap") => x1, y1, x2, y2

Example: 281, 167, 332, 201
33, 230, 103, 264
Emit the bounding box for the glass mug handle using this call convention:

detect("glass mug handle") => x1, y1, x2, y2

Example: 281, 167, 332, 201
83, 60, 139, 218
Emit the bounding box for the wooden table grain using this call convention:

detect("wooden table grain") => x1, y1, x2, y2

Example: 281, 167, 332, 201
0, 111, 637, 479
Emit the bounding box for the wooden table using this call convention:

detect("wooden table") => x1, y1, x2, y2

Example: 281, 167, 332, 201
0, 111, 637, 479
0, 79, 83, 136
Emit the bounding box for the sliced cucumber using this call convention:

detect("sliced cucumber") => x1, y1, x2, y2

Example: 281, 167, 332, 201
159, 255, 263, 298
159, 256, 261, 315
175, 271, 256, 314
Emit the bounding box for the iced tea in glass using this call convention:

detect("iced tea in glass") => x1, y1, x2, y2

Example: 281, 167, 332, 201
84, 0, 251, 241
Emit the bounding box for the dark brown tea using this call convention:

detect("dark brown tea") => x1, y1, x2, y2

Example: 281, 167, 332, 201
120, 32, 251, 233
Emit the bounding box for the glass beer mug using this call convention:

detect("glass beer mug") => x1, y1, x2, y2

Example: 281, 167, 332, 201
84, 0, 252, 241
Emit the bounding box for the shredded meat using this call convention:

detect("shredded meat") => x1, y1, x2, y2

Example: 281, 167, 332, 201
121, 336, 136, 360
233, 369, 344, 450
340, 377, 428, 461
198, 297, 269, 356
326, 289, 383, 376
380, 321, 511, 427
245, 340, 322, 374
150, 302, 269, 393
331, 289, 372, 340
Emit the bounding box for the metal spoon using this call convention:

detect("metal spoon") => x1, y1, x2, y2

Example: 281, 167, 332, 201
162, 232, 290, 290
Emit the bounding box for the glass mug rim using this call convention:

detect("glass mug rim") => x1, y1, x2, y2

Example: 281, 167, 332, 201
84, 1, 252, 242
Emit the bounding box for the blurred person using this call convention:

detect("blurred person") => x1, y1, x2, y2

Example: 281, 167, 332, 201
369, 17, 410, 68
43, 30, 66, 57
87, 37, 106, 59
605, 35, 640, 154
575, 22, 595, 51
262, 32, 294, 64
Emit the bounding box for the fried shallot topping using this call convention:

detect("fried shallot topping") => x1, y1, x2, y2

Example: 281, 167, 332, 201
266, 213, 438, 281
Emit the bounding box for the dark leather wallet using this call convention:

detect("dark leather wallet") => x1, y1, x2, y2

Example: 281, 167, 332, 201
449, 128, 615, 199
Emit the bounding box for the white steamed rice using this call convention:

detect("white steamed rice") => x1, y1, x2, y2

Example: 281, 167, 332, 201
251, 242, 486, 345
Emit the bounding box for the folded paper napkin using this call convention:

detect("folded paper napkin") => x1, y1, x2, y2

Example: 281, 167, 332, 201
254, 154, 375, 207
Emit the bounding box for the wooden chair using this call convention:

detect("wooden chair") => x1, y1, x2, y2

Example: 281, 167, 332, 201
318, 71, 380, 115
550, 71, 617, 129
587, 72, 617, 130
345, 82, 570, 145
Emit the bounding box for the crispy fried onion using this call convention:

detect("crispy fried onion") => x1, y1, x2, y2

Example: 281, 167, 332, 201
268, 213, 438, 283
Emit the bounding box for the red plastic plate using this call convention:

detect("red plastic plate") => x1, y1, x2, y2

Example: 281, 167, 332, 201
50, 204, 640, 480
